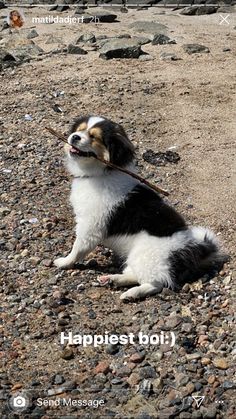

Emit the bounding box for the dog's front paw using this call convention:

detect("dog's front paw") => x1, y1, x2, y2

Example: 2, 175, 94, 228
54, 257, 75, 269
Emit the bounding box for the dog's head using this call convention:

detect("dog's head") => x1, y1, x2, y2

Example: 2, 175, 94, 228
65, 116, 135, 176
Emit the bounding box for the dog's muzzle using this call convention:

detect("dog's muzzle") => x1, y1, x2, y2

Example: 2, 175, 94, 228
69, 134, 96, 158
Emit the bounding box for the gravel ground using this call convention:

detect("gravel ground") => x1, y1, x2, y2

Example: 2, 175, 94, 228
0, 5, 236, 419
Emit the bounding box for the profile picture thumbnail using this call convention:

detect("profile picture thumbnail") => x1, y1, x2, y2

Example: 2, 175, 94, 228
8, 10, 25, 29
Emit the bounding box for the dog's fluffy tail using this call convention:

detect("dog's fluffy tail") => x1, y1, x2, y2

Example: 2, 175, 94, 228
169, 226, 229, 287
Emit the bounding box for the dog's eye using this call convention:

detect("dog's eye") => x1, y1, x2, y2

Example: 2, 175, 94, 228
90, 134, 95, 140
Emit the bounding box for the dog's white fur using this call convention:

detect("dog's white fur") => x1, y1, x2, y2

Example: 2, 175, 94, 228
54, 116, 221, 300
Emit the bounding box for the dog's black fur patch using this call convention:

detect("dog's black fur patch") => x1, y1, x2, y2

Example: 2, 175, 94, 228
169, 237, 227, 287
107, 185, 187, 237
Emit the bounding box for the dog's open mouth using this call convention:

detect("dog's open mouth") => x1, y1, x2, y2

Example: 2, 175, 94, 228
70, 146, 96, 158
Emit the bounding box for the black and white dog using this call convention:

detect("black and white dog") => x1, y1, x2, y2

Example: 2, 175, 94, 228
54, 115, 226, 300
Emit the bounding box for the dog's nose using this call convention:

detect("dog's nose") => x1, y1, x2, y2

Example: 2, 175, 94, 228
71, 134, 81, 144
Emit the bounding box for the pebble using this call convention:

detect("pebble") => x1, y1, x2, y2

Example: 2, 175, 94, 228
201, 357, 211, 365
24, 114, 33, 121
139, 379, 153, 397
27, 29, 39, 39
139, 55, 154, 61
21, 249, 29, 257
129, 351, 145, 363
200, 405, 217, 418
139, 366, 157, 379
223, 275, 231, 285
94, 361, 110, 374
208, 375, 216, 384
53, 374, 65, 385
106, 343, 120, 355
165, 315, 182, 329
127, 372, 140, 386
222, 380, 235, 389
47, 381, 76, 396
60, 348, 74, 360
182, 382, 195, 396
212, 358, 228, 369
150, 350, 163, 362
175, 373, 189, 388
186, 353, 202, 361
160, 52, 179, 61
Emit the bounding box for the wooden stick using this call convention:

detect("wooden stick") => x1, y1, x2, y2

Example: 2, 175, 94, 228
45, 126, 170, 197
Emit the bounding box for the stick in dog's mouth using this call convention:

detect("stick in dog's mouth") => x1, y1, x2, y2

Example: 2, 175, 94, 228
45, 126, 170, 197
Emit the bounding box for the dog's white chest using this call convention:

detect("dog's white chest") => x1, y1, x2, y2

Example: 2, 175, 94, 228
70, 174, 138, 227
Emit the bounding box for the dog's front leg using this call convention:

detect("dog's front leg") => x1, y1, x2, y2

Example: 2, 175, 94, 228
54, 227, 101, 269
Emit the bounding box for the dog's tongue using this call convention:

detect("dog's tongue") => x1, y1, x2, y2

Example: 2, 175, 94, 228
70, 146, 79, 154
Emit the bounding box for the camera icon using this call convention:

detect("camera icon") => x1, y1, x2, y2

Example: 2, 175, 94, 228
13, 395, 26, 408
8, 392, 30, 412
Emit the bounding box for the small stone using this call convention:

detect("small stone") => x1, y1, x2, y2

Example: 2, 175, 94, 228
67, 44, 87, 55
106, 343, 119, 355
221, 299, 228, 308
130, 352, 145, 363
223, 275, 231, 285
152, 377, 163, 392
111, 378, 123, 385
61, 348, 74, 360
192, 411, 202, 419
48, 380, 76, 396
182, 382, 195, 396
198, 335, 208, 345
223, 48, 231, 52
212, 358, 228, 369
27, 29, 39, 39
54, 374, 65, 385
195, 382, 203, 391
200, 405, 217, 418
201, 357, 211, 365
222, 380, 235, 389
160, 52, 179, 61
186, 353, 202, 361
139, 379, 153, 397
179, 413, 192, 419
183, 44, 210, 54
127, 372, 140, 386
0, 207, 10, 216
165, 315, 182, 329
151, 351, 163, 362
21, 249, 29, 257
208, 375, 216, 384
42, 259, 53, 267
175, 373, 189, 388
152, 34, 176, 45
139, 366, 157, 379
139, 55, 154, 62
29, 256, 40, 266
75, 32, 96, 44
94, 361, 110, 375
116, 366, 131, 377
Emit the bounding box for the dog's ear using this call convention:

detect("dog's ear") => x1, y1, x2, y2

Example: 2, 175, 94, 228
69, 115, 90, 135
103, 123, 135, 167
